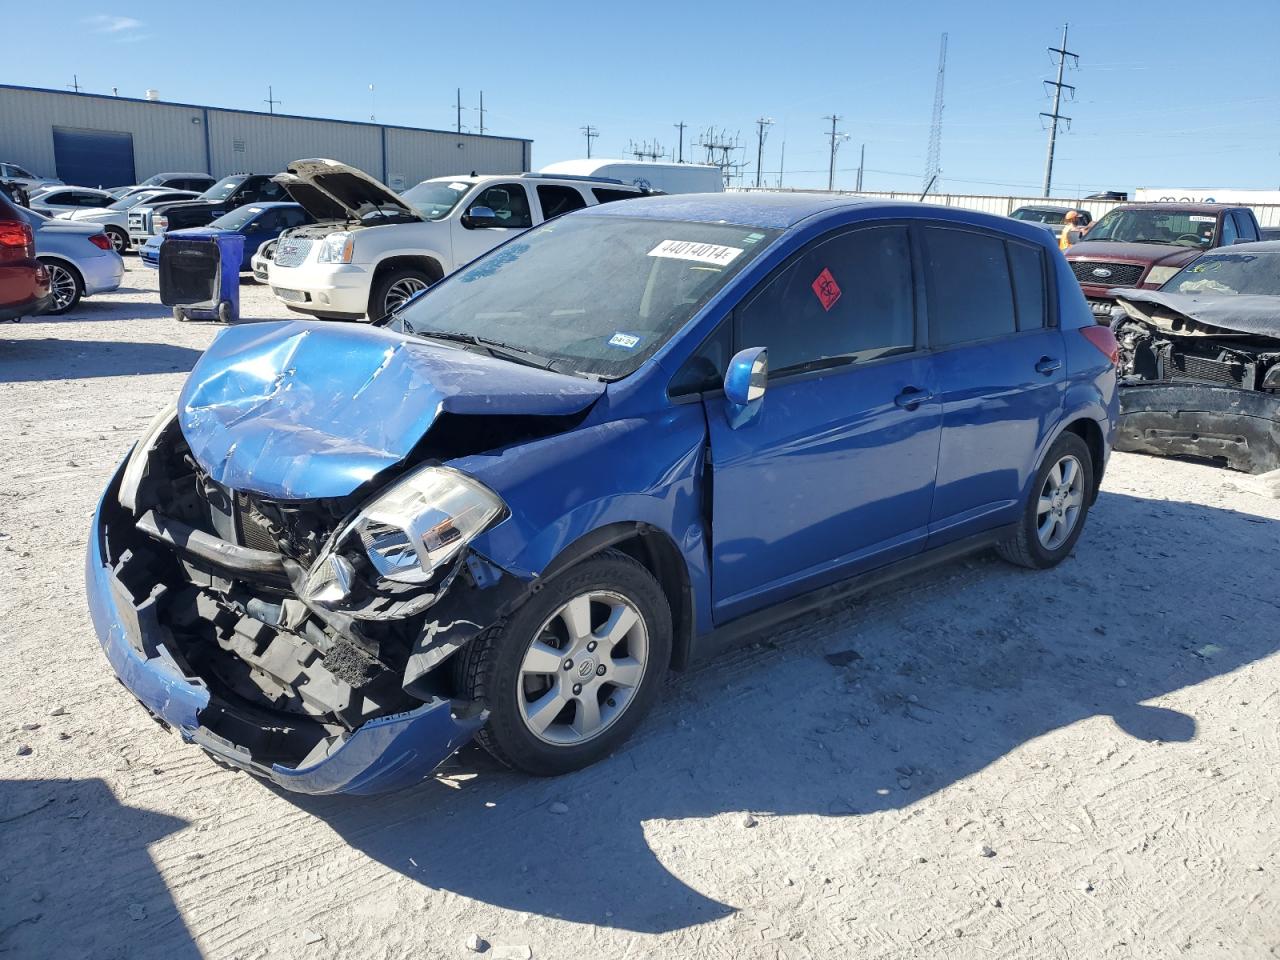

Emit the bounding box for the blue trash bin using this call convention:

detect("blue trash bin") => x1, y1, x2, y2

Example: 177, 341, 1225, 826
158, 229, 243, 323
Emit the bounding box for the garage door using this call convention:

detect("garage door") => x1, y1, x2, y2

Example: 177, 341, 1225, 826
52, 127, 136, 188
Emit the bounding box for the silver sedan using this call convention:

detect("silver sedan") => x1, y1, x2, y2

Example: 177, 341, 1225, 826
18, 207, 124, 314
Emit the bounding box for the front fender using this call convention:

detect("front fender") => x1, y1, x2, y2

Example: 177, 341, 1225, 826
452, 406, 714, 633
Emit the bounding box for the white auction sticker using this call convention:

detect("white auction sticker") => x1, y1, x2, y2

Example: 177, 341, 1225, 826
648, 239, 744, 266
1189, 215, 1216, 223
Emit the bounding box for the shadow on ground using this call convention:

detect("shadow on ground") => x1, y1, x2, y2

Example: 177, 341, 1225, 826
0, 337, 202, 381
0, 778, 199, 958
275, 487, 1280, 934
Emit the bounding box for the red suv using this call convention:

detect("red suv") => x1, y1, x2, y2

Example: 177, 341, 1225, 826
1065, 203, 1261, 323
0, 193, 50, 321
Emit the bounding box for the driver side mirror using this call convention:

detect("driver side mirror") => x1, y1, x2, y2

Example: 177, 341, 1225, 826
724, 347, 767, 427
461, 205, 502, 229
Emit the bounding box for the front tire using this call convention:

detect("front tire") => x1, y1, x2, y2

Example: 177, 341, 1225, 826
369, 267, 431, 320
459, 549, 672, 776
997, 432, 1094, 569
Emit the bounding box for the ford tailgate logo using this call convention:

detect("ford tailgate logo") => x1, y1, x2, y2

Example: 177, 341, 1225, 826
1091, 267, 1113, 279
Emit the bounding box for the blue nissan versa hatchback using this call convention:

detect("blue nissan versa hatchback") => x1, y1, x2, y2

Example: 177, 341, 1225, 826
86, 193, 1119, 795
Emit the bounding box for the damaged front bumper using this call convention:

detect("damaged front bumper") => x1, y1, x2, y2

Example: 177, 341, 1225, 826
1116, 381, 1280, 474
85, 464, 489, 795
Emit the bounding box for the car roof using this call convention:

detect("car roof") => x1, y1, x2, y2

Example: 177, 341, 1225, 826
583, 191, 886, 229
1203, 239, 1280, 253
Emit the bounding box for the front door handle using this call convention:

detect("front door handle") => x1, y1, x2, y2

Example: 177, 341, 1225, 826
1035, 356, 1063, 375
894, 386, 934, 410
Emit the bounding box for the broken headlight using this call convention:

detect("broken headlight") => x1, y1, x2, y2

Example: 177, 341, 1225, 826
303, 466, 506, 604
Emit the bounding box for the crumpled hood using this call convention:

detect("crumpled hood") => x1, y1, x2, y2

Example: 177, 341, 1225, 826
1114, 289, 1280, 339
178, 320, 605, 500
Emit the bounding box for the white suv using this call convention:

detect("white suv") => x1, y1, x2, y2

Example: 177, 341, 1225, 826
267, 159, 650, 320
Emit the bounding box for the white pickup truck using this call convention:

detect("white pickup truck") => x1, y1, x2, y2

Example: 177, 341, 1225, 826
267, 159, 651, 320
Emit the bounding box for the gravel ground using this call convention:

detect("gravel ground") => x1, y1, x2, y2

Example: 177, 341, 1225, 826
2, 261, 1278, 959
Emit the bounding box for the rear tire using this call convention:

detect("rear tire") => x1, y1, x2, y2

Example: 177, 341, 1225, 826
368, 267, 431, 320
997, 432, 1093, 570
105, 226, 129, 254
39, 259, 82, 315
458, 549, 671, 776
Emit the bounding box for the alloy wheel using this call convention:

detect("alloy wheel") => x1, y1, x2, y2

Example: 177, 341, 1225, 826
383, 276, 429, 314
107, 230, 128, 254
1037, 454, 1084, 550
517, 590, 650, 745
46, 264, 78, 311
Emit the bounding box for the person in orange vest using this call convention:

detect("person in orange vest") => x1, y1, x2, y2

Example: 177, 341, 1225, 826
1059, 210, 1080, 251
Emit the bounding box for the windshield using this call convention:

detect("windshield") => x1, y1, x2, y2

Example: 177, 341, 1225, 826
400, 180, 472, 220
389, 215, 781, 379
140, 174, 169, 187
200, 177, 244, 202
209, 206, 262, 231
1165, 251, 1280, 296
1087, 209, 1217, 248
1012, 208, 1066, 224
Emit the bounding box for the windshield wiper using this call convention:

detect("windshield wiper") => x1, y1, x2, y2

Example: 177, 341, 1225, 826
410, 328, 559, 371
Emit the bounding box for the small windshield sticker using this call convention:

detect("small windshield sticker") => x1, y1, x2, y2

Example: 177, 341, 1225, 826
609, 332, 642, 349
812, 268, 842, 311
648, 240, 744, 266
1189, 215, 1216, 223
743, 232, 766, 245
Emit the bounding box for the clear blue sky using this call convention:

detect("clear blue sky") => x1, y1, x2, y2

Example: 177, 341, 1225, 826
11, 0, 1280, 196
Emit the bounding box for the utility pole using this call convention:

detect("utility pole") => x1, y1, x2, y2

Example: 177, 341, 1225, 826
924, 33, 948, 193
67, 75, 82, 93
753, 117, 774, 188
823, 115, 848, 192
581, 125, 599, 158
478, 91, 486, 135
673, 121, 687, 163
368, 83, 375, 122
856, 143, 865, 192
264, 86, 280, 114
778, 140, 785, 188
1041, 23, 1078, 198
456, 88, 463, 134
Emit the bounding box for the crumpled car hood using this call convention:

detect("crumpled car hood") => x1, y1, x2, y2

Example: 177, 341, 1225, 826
178, 320, 605, 500
1114, 289, 1280, 339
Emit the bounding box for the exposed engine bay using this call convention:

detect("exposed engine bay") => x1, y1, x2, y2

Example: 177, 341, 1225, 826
100, 410, 562, 771
1112, 293, 1280, 473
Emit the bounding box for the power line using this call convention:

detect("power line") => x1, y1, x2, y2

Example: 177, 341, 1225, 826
754, 117, 774, 188
629, 139, 665, 161
924, 32, 948, 192
822, 115, 849, 191
581, 124, 600, 158
1040, 23, 1078, 198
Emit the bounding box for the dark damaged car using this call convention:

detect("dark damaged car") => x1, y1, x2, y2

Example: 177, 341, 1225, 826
1113, 240, 1280, 473
87, 194, 1117, 795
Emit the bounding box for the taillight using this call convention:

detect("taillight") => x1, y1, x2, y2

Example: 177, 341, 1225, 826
1080, 325, 1119, 366
0, 219, 34, 261
88, 233, 113, 251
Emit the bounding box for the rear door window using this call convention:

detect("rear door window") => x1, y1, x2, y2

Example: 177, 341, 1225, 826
921, 226, 1017, 346
1233, 211, 1259, 242
536, 184, 588, 220
737, 225, 916, 375
1221, 214, 1238, 245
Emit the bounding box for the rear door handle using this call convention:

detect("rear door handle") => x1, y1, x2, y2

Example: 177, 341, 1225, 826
1035, 356, 1062, 375
894, 386, 934, 410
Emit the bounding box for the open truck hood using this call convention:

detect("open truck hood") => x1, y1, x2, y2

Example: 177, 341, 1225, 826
178, 320, 605, 500
274, 158, 422, 224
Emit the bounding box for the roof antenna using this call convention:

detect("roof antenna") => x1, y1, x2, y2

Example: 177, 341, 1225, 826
471, 170, 477, 177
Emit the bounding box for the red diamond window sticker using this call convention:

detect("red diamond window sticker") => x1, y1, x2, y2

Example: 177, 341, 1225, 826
812, 267, 841, 311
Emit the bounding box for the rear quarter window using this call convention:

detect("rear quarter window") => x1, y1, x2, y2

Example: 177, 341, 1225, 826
592, 188, 642, 204
1007, 240, 1048, 330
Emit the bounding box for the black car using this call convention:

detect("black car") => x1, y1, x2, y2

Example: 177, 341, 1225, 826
1113, 240, 1280, 473
128, 174, 287, 247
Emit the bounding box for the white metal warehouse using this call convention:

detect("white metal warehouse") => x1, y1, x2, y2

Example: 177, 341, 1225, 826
0, 84, 532, 190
